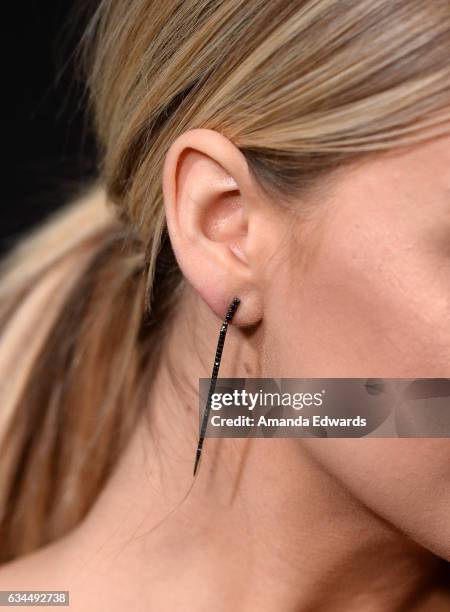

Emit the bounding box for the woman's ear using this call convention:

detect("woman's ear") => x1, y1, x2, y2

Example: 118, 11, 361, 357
162, 128, 268, 326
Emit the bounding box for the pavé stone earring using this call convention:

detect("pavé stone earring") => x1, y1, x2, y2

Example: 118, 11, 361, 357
193, 297, 241, 477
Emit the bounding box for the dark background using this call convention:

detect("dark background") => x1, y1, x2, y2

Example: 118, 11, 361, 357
1, 1, 97, 256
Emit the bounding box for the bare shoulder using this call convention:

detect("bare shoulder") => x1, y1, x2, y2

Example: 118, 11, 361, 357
0, 545, 74, 611
0, 540, 69, 590
0, 533, 85, 611
0, 529, 119, 612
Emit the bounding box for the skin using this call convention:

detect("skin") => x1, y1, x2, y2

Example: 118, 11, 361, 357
1, 128, 450, 610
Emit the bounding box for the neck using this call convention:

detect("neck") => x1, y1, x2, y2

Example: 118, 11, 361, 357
63, 289, 445, 612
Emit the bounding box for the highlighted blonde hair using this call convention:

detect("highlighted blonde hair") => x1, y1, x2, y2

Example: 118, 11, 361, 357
1, 0, 450, 563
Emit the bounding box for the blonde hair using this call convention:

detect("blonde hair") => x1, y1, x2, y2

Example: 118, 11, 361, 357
1, 0, 450, 563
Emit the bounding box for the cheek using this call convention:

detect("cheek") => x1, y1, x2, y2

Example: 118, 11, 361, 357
300, 437, 450, 560
266, 203, 450, 377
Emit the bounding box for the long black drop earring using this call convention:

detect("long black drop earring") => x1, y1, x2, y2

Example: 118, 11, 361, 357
193, 297, 241, 477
